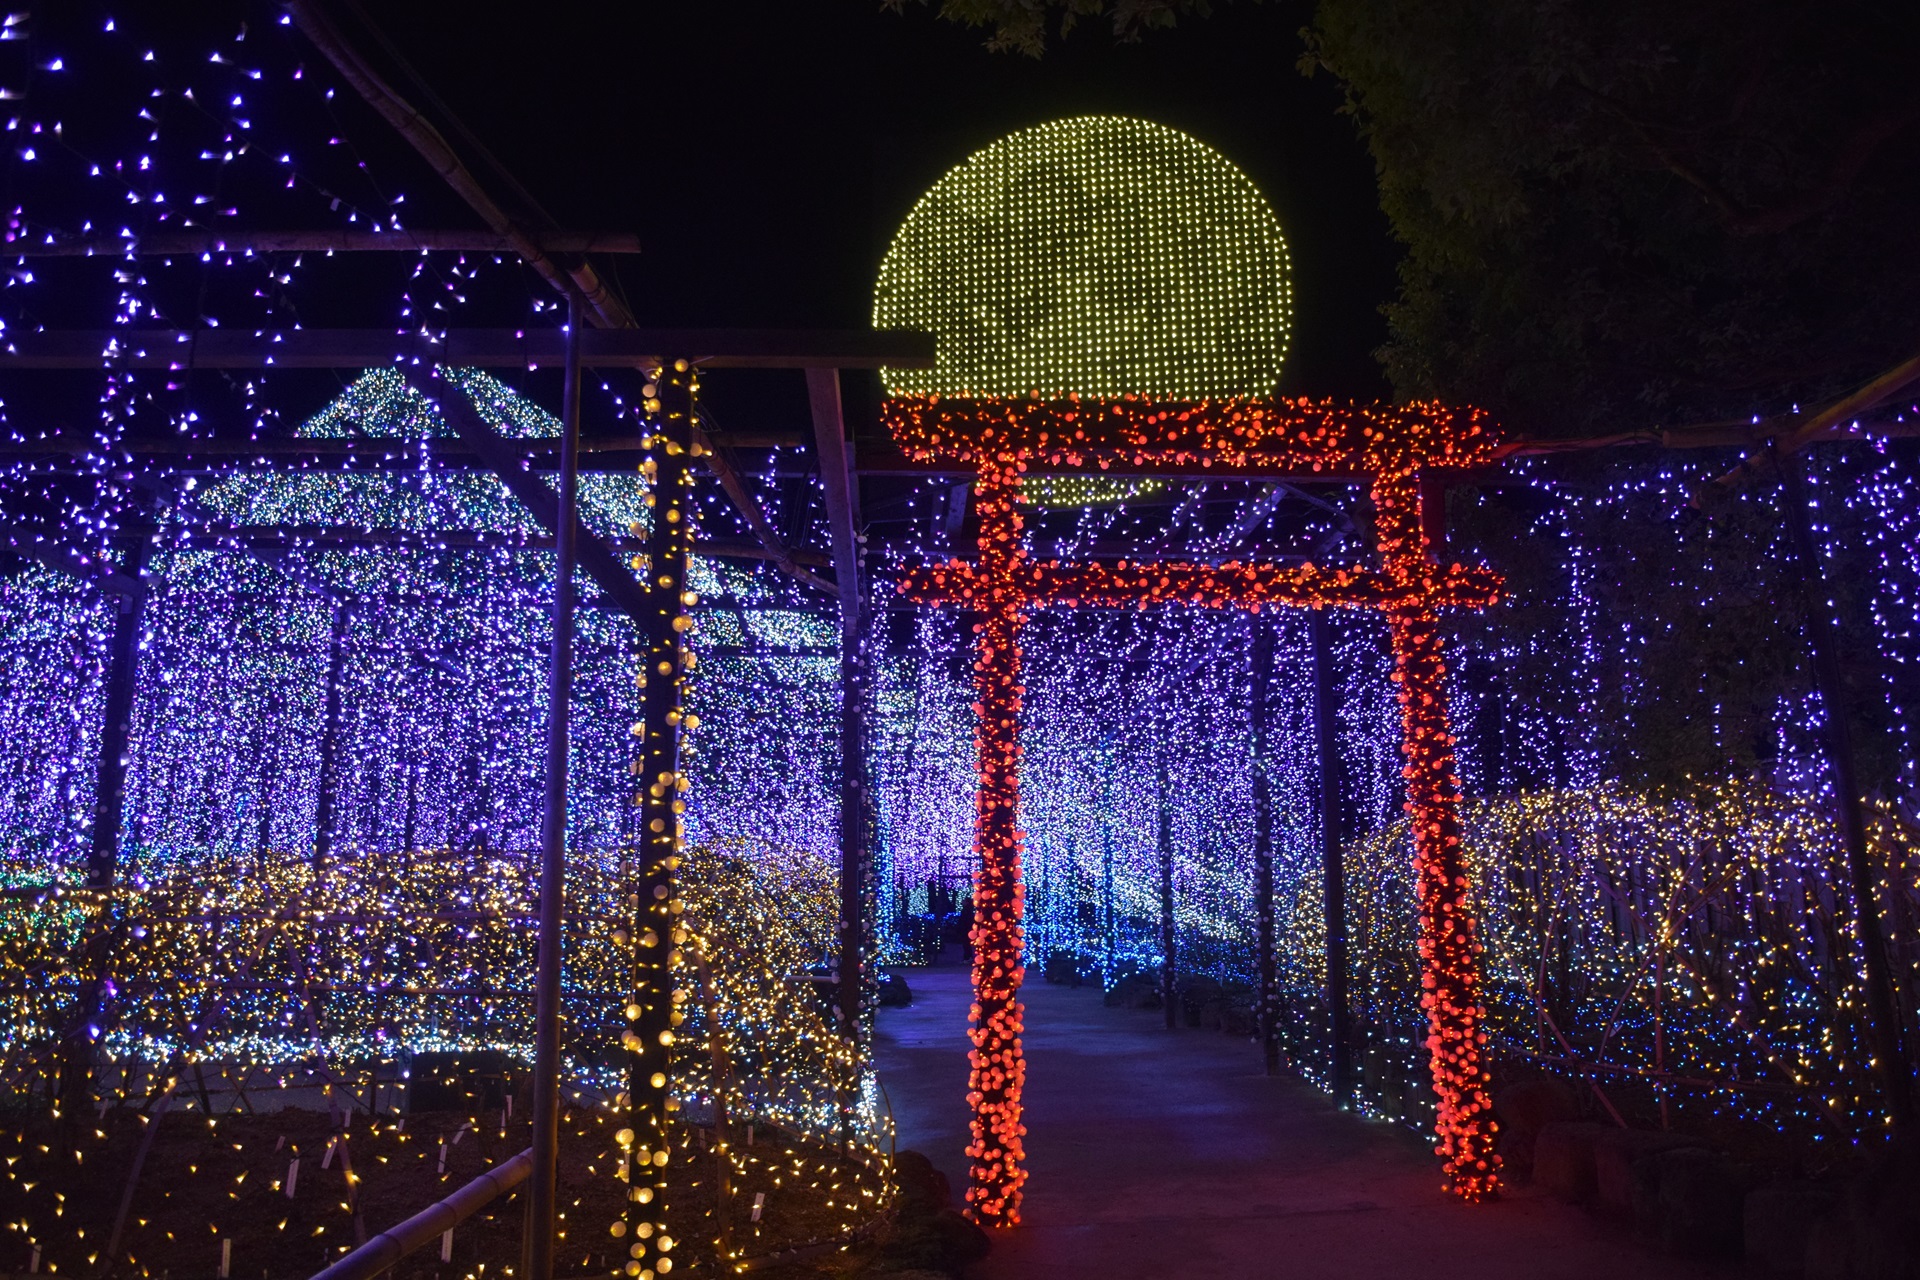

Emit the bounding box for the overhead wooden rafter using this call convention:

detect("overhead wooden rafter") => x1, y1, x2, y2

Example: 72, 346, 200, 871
281, 0, 904, 596
3, 230, 643, 256
685, 416, 838, 596
1, 528, 146, 598
1693, 345, 1920, 500
399, 364, 652, 622
284, 0, 634, 330
0, 328, 930, 370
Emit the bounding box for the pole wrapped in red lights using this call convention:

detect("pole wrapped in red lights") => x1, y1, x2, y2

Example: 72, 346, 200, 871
962, 457, 1031, 1224
1373, 469, 1500, 1200
890, 394, 1506, 1216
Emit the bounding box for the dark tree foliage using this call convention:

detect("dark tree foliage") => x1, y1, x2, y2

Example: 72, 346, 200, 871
897, 0, 1920, 433
888, 0, 1920, 794
1301, 0, 1920, 436
1293, 1, 1920, 791
882, 0, 1222, 57
1445, 464, 1916, 797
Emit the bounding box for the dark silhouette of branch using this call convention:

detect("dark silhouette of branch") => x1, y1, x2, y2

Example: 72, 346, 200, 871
1577, 78, 1920, 236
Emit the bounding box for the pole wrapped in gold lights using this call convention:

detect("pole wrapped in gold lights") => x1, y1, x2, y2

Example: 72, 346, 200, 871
891, 392, 1508, 1210
615, 359, 698, 1278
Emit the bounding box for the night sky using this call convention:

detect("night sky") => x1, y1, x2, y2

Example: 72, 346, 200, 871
368, 1, 1398, 400
7, 1, 1401, 544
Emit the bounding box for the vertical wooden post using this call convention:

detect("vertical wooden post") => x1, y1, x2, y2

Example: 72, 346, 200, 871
1101, 737, 1116, 986
400, 754, 419, 861
310, 603, 351, 868
623, 357, 697, 1263
1158, 735, 1177, 1032
1773, 446, 1913, 1133
523, 298, 582, 1280
1250, 617, 1279, 1074
85, 534, 151, 888
66, 529, 152, 1103
837, 642, 871, 1041
806, 367, 872, 1049
1311, 609, 1352, 1105
962, 460, 1029, 1227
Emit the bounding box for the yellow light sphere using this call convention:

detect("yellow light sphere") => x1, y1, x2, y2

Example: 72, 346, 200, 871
874, 114, 1292, 402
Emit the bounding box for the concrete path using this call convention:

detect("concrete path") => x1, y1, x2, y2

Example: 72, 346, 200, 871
875, 967, 1728, 1280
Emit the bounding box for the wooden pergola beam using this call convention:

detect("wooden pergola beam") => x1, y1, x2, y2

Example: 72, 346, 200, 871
283, 0, 859, 614
687, 419, 838, 596
284, 0, 634, 330
1690, 349, 1920, 499
806, 369, 864, 637
2, 528, 146, 598
151, 523, 830, 565
1783, 351, 1920, 454
696, 536, 832, 568
2, 230, 642, 257
0, 327, 934, 371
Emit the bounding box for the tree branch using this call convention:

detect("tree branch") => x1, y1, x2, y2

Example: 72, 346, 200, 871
1577, 78, 1920, 236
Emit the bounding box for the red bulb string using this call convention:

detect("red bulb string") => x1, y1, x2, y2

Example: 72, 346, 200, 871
1374, 469, 1501, 1200
1388, 605, 1500, 1199
963, 458, 1030, 1227
880, 393, 1502, 476
894, 402, 1505, 1207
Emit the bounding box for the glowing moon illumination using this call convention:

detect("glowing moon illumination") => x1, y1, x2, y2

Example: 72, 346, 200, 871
874, 114, 1293, 402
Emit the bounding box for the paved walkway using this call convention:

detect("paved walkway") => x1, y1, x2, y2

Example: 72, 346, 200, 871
875, 967, 1728, 1280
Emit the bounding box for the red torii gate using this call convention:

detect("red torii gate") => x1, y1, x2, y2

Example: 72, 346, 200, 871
886, 391, 1508, 1224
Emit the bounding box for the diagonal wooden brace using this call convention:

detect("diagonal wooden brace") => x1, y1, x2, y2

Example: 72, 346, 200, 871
400, 365, 651, 622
